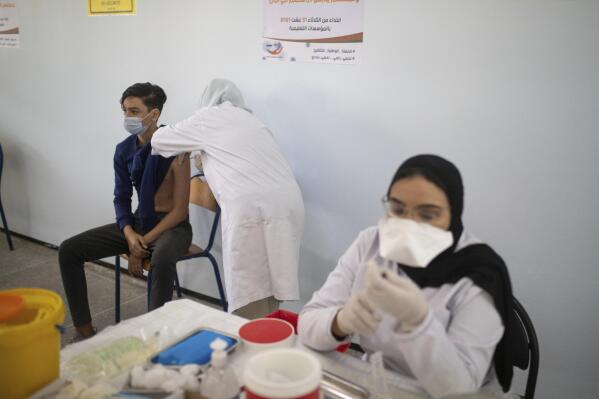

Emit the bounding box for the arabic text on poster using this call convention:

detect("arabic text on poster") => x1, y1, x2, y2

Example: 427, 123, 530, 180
0, 1, 19, 49
263, 0, 364, 65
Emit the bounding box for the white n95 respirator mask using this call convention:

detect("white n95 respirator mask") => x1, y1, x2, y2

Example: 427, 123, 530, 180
378, 217, 453, 267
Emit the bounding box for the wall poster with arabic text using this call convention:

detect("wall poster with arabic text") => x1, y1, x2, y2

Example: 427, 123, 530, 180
263, 0, 363, 65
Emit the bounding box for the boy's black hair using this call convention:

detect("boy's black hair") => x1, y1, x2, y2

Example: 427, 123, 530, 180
120, 82, 167, 112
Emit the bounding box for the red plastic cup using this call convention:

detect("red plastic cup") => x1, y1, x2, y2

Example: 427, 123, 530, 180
239, 318, 295, 352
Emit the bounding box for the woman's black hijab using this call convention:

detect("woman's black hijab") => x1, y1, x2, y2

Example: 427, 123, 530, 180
389, 154, 518, 393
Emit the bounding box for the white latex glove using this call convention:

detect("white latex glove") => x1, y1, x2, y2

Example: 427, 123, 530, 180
335, 290, 382, 337
365, 261, 429, 332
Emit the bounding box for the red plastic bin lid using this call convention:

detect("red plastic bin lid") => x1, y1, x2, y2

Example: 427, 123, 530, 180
239, 318, 294, 344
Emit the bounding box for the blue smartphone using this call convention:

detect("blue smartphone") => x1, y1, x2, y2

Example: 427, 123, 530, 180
151, 329, 237, 366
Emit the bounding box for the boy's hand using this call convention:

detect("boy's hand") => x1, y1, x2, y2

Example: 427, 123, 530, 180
128, 255, 144, 277
124, 228, 150, 258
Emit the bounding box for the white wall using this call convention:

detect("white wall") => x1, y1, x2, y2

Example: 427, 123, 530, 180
1, 1, 598, 397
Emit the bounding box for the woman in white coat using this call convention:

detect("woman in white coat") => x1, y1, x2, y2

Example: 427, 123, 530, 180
298, 155, 517, 398
151, 79, 304, 318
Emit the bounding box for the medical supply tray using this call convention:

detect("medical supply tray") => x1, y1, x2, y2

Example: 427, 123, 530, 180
322, 370, 370, 399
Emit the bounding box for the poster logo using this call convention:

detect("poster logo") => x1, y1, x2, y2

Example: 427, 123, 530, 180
263, 40, 284, 56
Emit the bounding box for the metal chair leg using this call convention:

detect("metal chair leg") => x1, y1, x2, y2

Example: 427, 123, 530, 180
147, 268, 153, 311
174, 268, 182, 298
207, 253, 227, 311
115, 256, 121, 323
0, 199, 14, 251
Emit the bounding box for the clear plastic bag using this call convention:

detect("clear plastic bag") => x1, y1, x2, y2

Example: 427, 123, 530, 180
62, 334, 160, 384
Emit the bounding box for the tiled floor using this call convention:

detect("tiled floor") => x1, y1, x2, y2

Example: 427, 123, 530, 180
0, 234, 218, 347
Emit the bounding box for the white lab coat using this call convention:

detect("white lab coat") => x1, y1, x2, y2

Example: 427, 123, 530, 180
151, 102, 304, 311
298, 227, 505, 399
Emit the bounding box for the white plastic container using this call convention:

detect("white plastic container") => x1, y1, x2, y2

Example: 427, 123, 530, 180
243, 348, 321, 399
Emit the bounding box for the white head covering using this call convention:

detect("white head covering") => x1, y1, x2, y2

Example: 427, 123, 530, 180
199, 78, 251, 112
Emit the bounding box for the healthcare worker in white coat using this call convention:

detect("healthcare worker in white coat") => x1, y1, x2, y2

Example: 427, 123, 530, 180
151, 79, 304, 318
298, 155, 519, 398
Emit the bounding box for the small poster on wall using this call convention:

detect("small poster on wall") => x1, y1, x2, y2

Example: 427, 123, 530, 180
262, 0, 363, 65
87, 0, 136, 16
0, 1, 19, 48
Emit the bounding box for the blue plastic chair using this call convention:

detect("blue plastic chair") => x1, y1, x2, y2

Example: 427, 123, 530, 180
114, 174, 227, 323
0, 143, 14, 251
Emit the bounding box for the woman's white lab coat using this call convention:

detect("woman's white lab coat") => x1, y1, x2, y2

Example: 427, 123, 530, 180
298, 227, 505, 399
151, 102, 304, 311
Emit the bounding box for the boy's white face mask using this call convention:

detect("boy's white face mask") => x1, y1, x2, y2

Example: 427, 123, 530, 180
123, 113, 151, 136
378, 217, 453, 267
